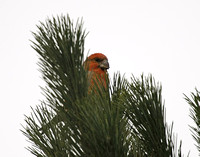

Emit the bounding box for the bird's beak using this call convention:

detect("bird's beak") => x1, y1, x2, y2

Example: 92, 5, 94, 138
100, 59, 109, 70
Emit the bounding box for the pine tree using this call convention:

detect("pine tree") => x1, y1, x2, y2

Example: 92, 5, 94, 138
21, 14, 185, 157
185, 89, 200, 155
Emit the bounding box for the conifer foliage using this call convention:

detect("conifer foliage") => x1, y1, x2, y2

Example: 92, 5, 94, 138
185, 89, 200, 155
22, 15, 184, 157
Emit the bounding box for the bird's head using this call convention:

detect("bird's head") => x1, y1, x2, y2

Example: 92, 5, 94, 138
84, 53, 109, 73
84, 53, 109, 91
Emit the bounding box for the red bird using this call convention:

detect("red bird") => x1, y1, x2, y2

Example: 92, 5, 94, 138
84, 53, 109, 90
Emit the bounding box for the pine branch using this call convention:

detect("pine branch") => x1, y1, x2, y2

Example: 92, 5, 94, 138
22, 15, 131, 157
21, 103, 68, 157
124, 74, 183, 157
21, 14, 186, 157
31, 14, 89, 135
59, 73, 131, 156
31, 14, 88, 110
185, 89, 200, 155
22, 14, 89, 156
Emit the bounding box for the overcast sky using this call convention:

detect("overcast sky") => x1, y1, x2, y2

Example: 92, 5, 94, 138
1, 0, 200, 156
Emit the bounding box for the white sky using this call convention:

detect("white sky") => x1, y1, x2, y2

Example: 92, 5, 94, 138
1, 0, 200, 156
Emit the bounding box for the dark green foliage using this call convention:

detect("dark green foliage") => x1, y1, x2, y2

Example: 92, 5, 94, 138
61, 75, 130, 157
21, 104, 67, 157
185, 89, 200, 154
123, 75, 183, 157
22, 15, 185, 157
31, 15, 88, 110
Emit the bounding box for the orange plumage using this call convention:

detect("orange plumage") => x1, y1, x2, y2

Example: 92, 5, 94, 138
84, 53, 109, 90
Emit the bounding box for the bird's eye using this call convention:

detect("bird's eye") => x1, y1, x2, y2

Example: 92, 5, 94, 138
95, 58, 102, 62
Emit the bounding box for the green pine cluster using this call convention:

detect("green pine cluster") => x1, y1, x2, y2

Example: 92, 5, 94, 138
185, 89, 200, 155
21, 15, 199, 157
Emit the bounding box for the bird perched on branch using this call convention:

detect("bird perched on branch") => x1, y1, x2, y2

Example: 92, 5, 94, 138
39, 53, 109, 133
84, 53, 109, 90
